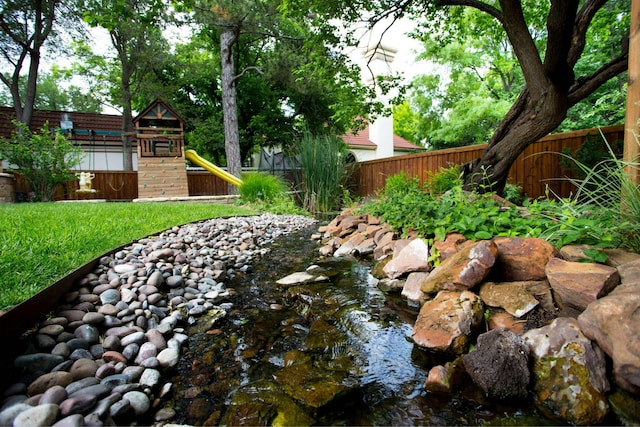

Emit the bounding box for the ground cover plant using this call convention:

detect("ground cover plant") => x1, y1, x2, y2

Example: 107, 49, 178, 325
361, 169, 634, 254
0, 202, 254, 310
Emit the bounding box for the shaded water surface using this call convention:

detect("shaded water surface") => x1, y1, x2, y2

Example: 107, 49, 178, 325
169, 226, 550, 426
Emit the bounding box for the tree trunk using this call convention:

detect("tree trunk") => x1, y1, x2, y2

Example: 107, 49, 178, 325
220, 28, 242, 195
463, 85, 569, 194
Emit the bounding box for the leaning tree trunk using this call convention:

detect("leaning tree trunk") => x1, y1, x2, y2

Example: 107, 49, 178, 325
220, 28, 242, 195
463, 86, 569, 194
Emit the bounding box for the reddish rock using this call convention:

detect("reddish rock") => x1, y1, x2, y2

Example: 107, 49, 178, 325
367, 215, 381, 225
420, 240, 498, 294
362, 224, 383, 239
618, 259, 640, 285
373, 228, 394, 245
383, 238, 431, 279
401, 272, 429, 307
412, 291, 484, 354
103, 351, 128, 364
432, 233, 470, 262
424, 358, 465, 394
559, 244, 599, 262
603, 248, 640, 267
493, 237, 556, 281
546, 257, 620, 312
333, 232, 366, 257
354, 238, 376, 256
578, 289, 640, 394
487, 310, 525, 335
478, 281, 539, 318
69, 358, 98, 380
337, 214, 365, 232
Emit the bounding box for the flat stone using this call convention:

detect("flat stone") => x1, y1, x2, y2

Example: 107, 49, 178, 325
478, 281, 539, 318
546, 257, 620, 312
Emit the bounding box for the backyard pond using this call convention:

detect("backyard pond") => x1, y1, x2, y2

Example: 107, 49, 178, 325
167, 226, 555, 426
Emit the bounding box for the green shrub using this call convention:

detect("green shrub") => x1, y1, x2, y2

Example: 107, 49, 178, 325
239, 172, 288, 203
424, 165, 462, 195
0, 121, 82, 201
503, 183, 526, 205
297, 132, 353, 213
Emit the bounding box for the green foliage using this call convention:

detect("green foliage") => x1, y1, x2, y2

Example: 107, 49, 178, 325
362, 171, 632, 250
424, 165, 462, 195
239, 171, 288, 203
297, 132, 352, 213
0, 121, 82, 201
503, 183, 526, 205
0, 202, 253, 309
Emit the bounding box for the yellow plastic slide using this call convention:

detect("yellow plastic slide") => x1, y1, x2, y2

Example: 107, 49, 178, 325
185, 149, 243, 187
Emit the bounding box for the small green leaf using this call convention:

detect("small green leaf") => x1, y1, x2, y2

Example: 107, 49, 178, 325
475, 230, 492, 240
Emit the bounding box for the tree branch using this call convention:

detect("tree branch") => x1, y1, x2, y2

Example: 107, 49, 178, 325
567, 50, 629, 106
232, 66, 263, 84
434, 0, 503, 22
569, 0, 609, 66
498, 0, 546, 96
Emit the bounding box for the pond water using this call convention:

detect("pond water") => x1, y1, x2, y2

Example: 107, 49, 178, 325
168, 226, 553, 426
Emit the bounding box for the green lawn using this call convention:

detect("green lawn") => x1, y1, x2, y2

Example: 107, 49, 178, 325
0, 202, 255, 310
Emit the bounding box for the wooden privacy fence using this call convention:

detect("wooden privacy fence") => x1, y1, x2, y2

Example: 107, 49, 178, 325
352, 124, 625, 199
14, 171, 232, 201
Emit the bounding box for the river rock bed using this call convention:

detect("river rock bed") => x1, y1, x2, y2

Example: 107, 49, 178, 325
0, 213, 317, 426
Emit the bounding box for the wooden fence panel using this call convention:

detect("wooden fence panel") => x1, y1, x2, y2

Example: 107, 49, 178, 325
352, 125, 625, 199
187, 171, 230, 196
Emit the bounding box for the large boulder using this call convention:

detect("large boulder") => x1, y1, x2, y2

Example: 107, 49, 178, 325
493, 237, 556, 281
523, 317, 610, 425
419, 240, 498, 294
383, 238, 432, 279
412, 291, 484, 354
462, 328, 530, 399
546, 257, 619, 312
578, 285, 640, 394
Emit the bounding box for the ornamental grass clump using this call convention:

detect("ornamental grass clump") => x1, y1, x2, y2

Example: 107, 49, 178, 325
239, 171, 288, 203
556, 133, 640, 253
297, 132, 354, 213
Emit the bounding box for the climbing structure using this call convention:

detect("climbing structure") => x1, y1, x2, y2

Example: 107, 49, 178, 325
134, 99, 189, 198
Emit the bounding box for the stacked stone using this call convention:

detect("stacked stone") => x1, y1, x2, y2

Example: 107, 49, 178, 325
318, 208, 640, 425
0, 213, 316, 426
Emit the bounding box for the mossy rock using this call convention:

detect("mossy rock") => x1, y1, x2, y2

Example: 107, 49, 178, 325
220, 380, 315, 426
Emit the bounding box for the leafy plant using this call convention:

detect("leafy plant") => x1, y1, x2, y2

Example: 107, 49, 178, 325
361, 171, 632, 251
0, 121, 82, 202
424, 165, 462, 195
502, 183, 526, 205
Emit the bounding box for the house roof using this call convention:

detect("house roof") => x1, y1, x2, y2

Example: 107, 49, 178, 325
341, 124, 424, 152
0, 106, 123, 146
